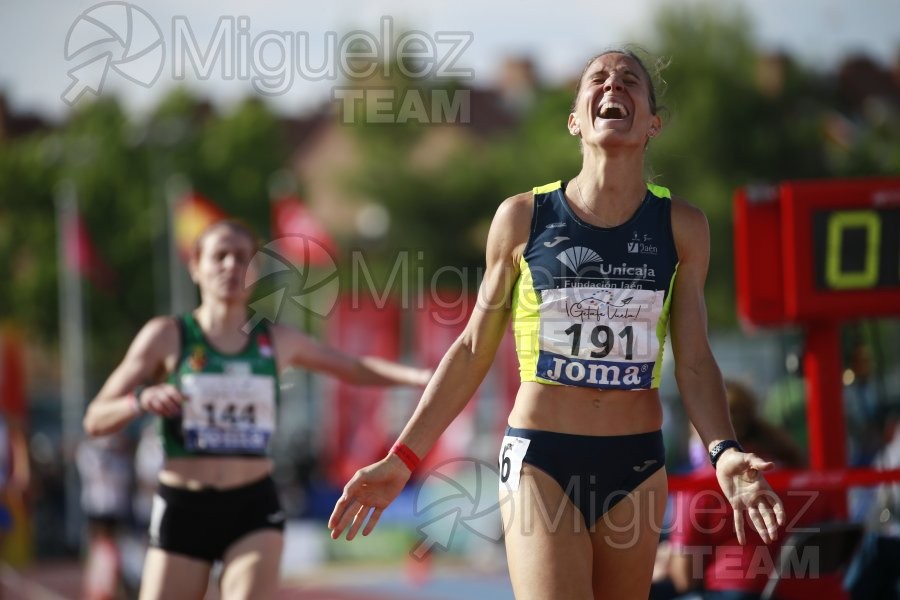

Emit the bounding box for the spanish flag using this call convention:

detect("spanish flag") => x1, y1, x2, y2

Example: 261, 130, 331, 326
173, 193, 226, 261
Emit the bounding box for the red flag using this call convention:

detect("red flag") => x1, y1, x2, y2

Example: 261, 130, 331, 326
413, 290, 480, 474
0, 328, 26, 419
271, 196, 337, 267
323, 294, 400, 485
173, 193, 227, 262
63, 211, 116, 292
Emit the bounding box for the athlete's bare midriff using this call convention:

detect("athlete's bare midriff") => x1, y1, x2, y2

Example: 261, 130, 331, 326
508, 381, 663, 436
158, 456, 273, 490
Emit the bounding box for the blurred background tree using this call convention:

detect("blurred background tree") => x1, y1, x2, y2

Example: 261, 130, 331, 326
0, 93, 286, 374
1, 3, 898, 369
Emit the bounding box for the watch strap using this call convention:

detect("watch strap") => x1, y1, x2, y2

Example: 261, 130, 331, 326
709, 439, 744, 469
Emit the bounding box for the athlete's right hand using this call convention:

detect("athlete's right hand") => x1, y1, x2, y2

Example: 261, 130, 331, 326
328, 455, 411, 541
137, 384, 185, 418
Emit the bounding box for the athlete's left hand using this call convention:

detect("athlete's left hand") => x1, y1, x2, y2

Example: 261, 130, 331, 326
715, 450, 785, 545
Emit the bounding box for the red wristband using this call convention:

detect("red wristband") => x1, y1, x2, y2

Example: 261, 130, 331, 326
391, 442, 420, 472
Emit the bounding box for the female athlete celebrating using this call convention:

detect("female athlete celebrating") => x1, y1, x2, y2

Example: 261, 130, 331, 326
330, 50, 784, 599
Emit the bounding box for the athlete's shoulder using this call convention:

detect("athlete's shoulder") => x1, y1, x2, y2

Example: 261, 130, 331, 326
497, 189, 535, 218
497, 179, 563, 220
123, 316, 180, 364
669, 196, 710, 259
670, 196, 708, 230
490, 189, 537, 236
138, 315, 180, 344
487, 191, 537, 265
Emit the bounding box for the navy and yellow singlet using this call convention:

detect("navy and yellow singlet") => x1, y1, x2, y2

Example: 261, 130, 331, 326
512, 181, 679, 390
161, 313, 280, 458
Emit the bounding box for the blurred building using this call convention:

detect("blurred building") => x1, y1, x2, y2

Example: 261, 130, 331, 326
282, 57, 534, 238
0, 95, 51, 141
835, 54, 900, 114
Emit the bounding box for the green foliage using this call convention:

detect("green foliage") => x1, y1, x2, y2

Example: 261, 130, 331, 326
0, 91, 286, 373
344, 82, 584, 294
644, 6, 827, 324
640, 5, 898, 324
0, 134, 59, 339
2, 3, 898, 378
343, 1, 900, 325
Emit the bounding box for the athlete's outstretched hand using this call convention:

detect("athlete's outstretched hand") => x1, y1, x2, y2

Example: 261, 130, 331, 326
715, 450, 785, 545
329, 456, 411, 541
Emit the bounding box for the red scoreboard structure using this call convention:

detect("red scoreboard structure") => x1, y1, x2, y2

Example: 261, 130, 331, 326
734, 177, 900, 471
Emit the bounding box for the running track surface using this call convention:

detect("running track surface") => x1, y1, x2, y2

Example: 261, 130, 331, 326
0, 562, 516, 600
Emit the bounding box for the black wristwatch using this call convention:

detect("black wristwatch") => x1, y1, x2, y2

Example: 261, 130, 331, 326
709, 440, 744, 469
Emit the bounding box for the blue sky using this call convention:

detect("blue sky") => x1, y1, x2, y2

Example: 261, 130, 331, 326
1, 0, 898, 120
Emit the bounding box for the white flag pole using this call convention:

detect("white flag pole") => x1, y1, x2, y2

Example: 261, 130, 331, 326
55, 180, 86, 549
165, 174, 196, 315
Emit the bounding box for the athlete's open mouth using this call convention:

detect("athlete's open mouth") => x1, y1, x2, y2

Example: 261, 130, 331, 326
596, 100, 629, 120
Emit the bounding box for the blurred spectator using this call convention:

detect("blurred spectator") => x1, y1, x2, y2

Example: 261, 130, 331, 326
113, 421, 164, 591
654, 380, 846, 600
0, 408, 30, 567
844, 406, 900, 599
689, 381, 804, 471
132, 422, 162, 530
0, 327, 31, 569
767, 342, 886, 467
76, 433, 133, 600
764, 349, 810, 462
843, 342, 882, 466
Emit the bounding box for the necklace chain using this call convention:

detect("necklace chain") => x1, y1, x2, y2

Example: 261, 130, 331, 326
572, 177, 615, 227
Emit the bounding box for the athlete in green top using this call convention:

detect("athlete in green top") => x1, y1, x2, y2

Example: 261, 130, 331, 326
83, 220, 430, 600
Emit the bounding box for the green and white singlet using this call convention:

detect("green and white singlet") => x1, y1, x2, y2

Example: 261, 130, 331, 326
161, 314, 279, 458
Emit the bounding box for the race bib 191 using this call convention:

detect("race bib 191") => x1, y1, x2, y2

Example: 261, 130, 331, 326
536, 286, 664, 389
179, 373, 276, 454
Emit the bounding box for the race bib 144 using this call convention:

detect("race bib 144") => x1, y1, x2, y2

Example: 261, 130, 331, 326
179, 373, 276, 453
